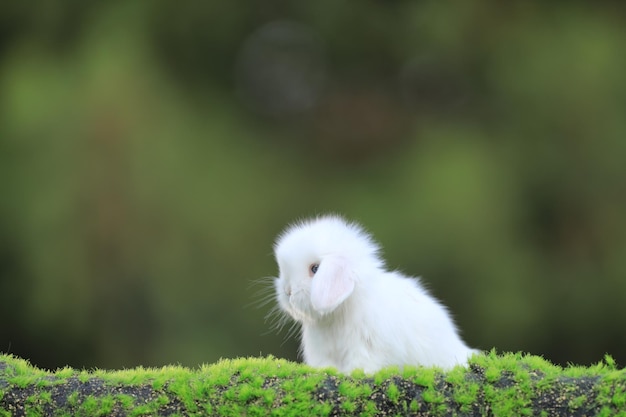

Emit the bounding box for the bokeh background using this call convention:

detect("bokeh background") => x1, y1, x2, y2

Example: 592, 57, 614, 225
1, 1, 625, 371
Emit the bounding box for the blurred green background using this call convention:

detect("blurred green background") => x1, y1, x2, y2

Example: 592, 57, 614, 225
1, 1, 625, 370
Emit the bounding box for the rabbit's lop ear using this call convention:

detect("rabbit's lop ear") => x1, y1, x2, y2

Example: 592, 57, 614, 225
310, 256, 355, 314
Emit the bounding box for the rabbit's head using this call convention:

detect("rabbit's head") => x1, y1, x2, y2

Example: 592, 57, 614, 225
273, 215, 383, 323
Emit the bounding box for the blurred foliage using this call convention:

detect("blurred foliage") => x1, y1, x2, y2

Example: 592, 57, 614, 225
1, 1, 625, 370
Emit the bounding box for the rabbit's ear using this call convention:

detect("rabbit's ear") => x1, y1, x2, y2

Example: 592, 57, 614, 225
310, 256, 355, 314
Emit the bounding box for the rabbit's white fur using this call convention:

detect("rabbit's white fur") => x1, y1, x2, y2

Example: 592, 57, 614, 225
273, 215, 478, 373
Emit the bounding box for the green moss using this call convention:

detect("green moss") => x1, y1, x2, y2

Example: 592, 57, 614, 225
217, 402, 243, 417
604, 355, 617, 370
55, 367, 74, 379
2, 352, 626, 416
485, 366, 501, 383
443, 365, 465, 385
25, 395, 43, 417
39, 391, 52, 404
421, 387, 445, 404
535, 375, 552, 392
78, 396, 99, 415
386, 382, 400, 403
337, 380, 356, 398
340, 399, 357, 413
11, 375, 35, 388
311, 401, 333, 416
236, 384, 255, 402
598, 406, 614, 417
116, 394, 135, 409
596, 385, 613, 409
356, 383, 372, 398
362, 401, 379, 417
410, 366, 438, 387
129, 401, 162, 417
99, 395, 116, 415
612, 390, 626, 408
452, 382, 479, 410
569, 394, 587, 409
373, 366, 401, 385
66, 391, 79, 406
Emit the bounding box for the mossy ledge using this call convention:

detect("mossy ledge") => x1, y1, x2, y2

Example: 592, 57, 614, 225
1, 351, 625, 416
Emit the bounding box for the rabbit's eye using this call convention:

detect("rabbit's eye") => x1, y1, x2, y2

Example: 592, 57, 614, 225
309, 264, 319, 276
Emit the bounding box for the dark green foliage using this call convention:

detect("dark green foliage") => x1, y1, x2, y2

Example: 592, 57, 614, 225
1, 1, 626, 371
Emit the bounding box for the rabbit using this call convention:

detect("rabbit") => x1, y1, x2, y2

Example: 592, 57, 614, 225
272, 215, 479, 373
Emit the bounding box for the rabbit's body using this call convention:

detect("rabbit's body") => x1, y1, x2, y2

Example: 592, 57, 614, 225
302, 270, 476, 372
273, 215, 477, 373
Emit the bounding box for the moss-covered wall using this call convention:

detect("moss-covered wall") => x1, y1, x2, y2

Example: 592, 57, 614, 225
1, 351, 625, 416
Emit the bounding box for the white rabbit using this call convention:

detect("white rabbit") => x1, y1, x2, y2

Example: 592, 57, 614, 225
273, 215, 479, 373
